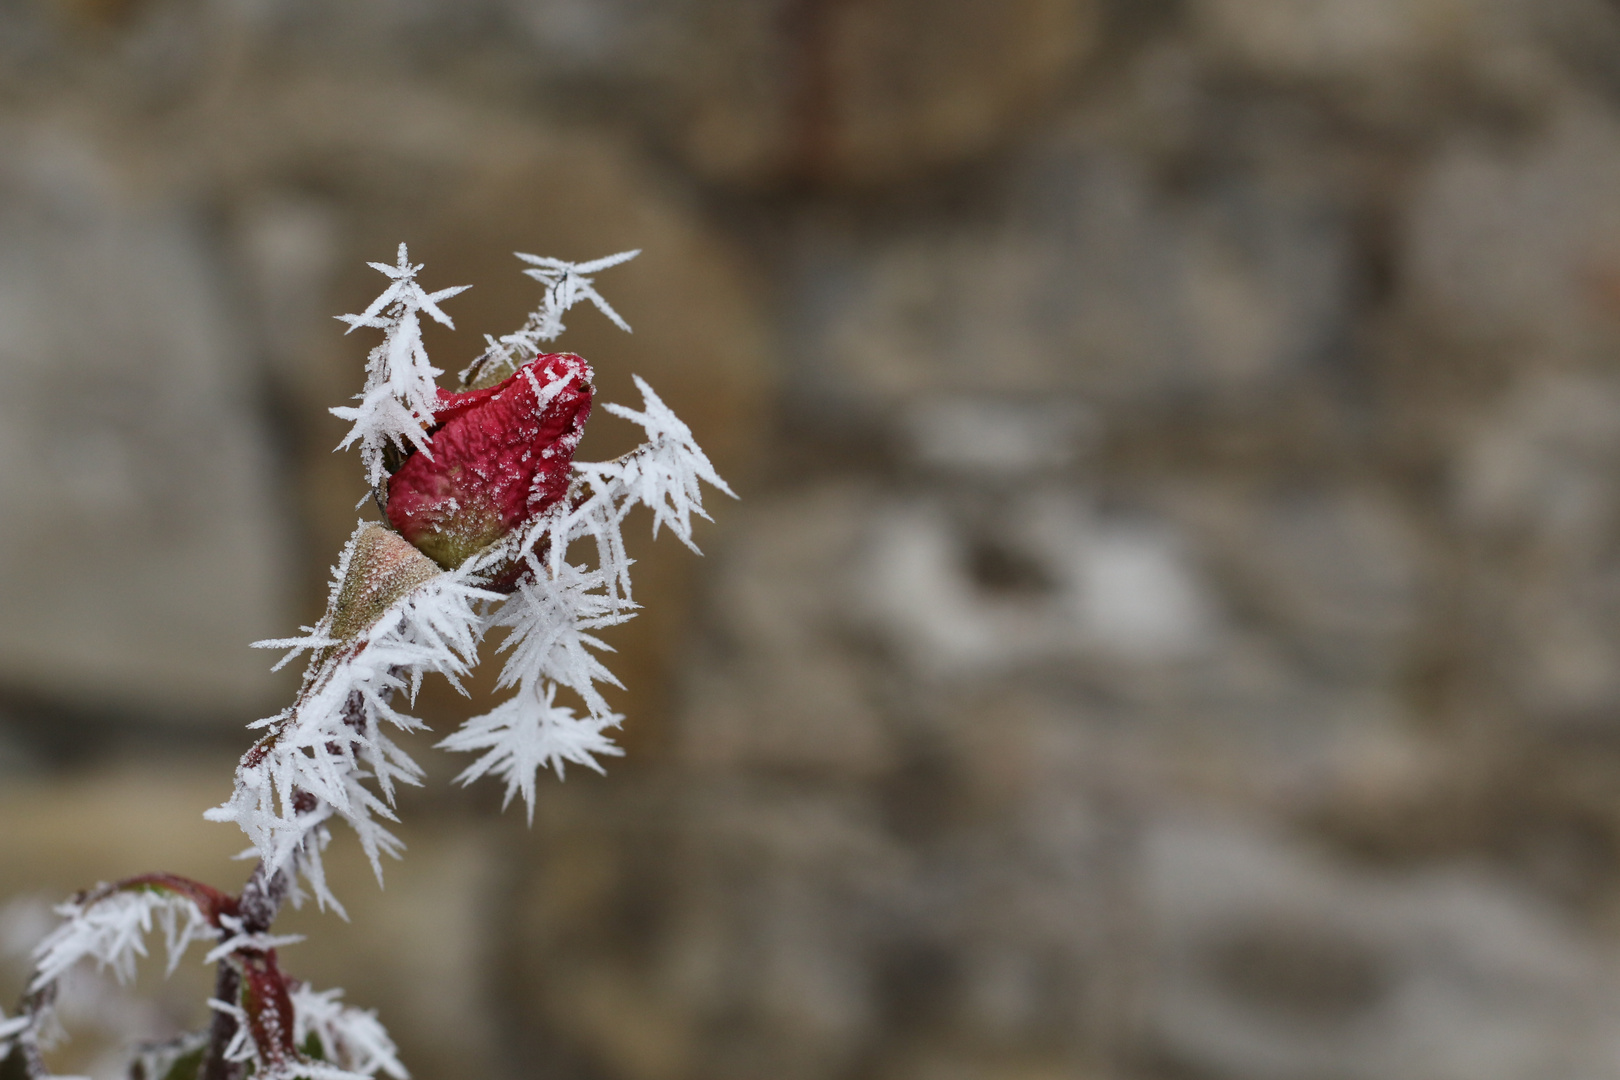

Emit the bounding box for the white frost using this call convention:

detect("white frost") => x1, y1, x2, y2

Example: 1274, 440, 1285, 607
330, 243, 471, 490
435, 374, 735, 822
202, 915, 305, 965
291, 983, 408, 1080
30, 890, 212, 992
208, 525, 498, 912
597, 374, 736, 551
440, 683, 624, 822
430, 375, 733, 824
0, 1006, 27, 1050
459, 249, 637, 385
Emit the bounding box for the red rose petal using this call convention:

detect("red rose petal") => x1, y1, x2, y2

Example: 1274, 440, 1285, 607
386, 353, 593, 569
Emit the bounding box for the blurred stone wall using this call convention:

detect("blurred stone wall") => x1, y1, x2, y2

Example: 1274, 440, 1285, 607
9, 1, 1620, 1079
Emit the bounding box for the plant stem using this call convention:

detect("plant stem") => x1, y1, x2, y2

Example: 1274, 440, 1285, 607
198, 862, 289, 1080
199, 684, 371, 1080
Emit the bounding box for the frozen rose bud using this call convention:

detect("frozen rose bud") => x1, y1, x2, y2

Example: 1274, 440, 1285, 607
386, 353, 594, 570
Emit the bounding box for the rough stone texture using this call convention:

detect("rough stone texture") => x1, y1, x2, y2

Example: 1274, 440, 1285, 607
657, 0, 1103, 187
1144, 815, 1620, 1080
12, 2, 1620, 1080
0, 116, 290, 717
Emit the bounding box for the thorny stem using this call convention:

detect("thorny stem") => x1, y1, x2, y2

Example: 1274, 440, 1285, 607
200, 684, 369, 1080
199, 862, 290, 1080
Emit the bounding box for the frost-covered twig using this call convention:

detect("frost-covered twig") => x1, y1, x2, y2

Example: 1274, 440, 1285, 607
458, 249, 637, 389
200, 864, 291, 1080
209, 952, 383, 1080
218, 250, 732, 900
208, 524, 497, 911
6, 875, 234, 1080
29, 877, 229, 992
330, 243, 471, 491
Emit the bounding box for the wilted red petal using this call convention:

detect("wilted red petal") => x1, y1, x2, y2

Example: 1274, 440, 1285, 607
386, 353, 593, 569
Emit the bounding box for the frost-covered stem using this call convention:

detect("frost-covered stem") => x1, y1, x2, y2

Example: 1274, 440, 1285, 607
12, 987, 51, 1080
201, 959, 242, 1080
201, 678, 371, 1079
236, 862, 292, 936
200, 861, 291, 1080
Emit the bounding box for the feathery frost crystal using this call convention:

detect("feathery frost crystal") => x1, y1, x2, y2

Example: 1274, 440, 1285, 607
3, 243, 730, 1080
330, 244, 472, 493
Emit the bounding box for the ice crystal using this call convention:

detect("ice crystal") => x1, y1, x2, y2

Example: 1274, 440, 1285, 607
206, 997, 254, 1066
432, 375, 735, 818
330, 244, 471, 490
439, 683, 624, 822
459, 249, 637, 387
517, 249, 638, 337
202, 915, 305, 964
596, 374, 737, 552
30, 890, 211, 992
207, 525, 498, 912
487, 557, 632, 720
0, 1007, 27, 1051
290, 984, 407, 1080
